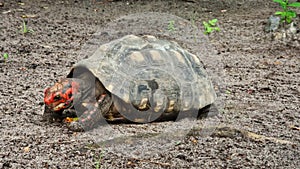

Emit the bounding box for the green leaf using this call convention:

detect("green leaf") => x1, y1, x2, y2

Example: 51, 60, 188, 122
204, 25, 212, 34
275, 11, 284, 15
225, 90, 231, 94
288, 2, 300, 7
167, 20, 176, 32
203, 21, 208, 27
203, 20, 220, 35
23, 20, 28, 33
286, 16, 292, 23
203, 22, 210, 29
273, 0, 287, 8
209, 19, 218, 26
286, 10, 297, 17
274, 0, 286, 7
206, 27, 212, 33
3, 53, 8, 60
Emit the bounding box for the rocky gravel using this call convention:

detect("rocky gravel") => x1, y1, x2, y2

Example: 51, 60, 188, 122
0, 0, 299, 168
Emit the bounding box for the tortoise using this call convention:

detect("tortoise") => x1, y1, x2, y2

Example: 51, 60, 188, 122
43, 35, 216, 131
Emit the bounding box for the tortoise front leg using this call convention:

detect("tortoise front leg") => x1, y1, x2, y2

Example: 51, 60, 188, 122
67, 94, 112, 132
43, 105, 76, 122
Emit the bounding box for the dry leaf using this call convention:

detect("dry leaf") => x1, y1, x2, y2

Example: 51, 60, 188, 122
22, 14, 38, 18
274, 61, 282, 65
24, 146, 30, 153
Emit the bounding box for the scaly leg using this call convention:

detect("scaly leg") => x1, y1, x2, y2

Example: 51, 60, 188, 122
67, 94, 112, 132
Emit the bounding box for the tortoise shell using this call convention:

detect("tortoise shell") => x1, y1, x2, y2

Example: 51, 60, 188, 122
69, 35, 216, 122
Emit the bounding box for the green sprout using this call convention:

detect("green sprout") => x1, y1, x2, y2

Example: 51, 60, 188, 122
3, 53, 8, 62
273, 0, 300, 25
21, 20, 33, 34
203, 19, 220, 35
168, 20, 176, 32
95, 151, 104, 169
3, 53, 8, 59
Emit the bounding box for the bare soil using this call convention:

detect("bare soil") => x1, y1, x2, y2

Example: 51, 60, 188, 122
0, 0, 299, 168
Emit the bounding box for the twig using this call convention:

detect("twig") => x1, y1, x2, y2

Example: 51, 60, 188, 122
191, 126, 296, 145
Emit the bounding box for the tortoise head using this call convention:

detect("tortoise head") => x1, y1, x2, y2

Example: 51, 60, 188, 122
44, 79, 80, 112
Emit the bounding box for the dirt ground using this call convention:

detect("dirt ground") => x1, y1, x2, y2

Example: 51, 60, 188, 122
0, 0, 299, 168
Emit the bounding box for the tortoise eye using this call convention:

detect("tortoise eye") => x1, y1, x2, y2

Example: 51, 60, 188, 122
53, 95, 61, 101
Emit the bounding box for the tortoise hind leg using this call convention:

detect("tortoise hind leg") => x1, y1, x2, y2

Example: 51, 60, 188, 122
67, 94, 112, 132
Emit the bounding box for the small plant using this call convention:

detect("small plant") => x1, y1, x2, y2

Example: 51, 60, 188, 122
3, 53, 9, 62
203, 19, 220, 35
21, 20, 33, 34
273, 0, 300, 25
95, 151, 104, 169
167, 20, 176, 32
